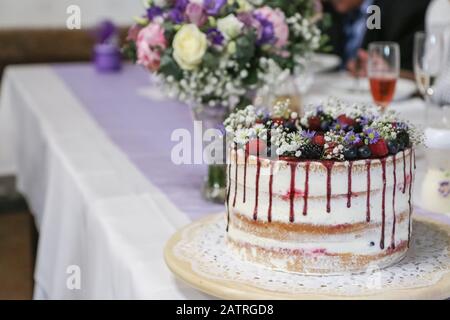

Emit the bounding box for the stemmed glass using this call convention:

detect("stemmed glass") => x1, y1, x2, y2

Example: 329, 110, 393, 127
414, 31, 445, 124
368, 42, 400, 111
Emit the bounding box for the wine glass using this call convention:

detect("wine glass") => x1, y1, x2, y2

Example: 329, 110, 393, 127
414, 31, 445, 124
368, 42, 400, 110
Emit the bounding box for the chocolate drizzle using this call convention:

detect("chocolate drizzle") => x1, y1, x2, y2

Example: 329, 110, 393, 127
303, 162, 310, 216
391, 155, 397, 249
253, 151, 261, 221
366, 160, 371, 222
347, 161, 353, 208
408, 149, 413, 245
323, 161, 333, 213
380, 158, 387, 250
232, 144, 238, 207
268, 162, 274, 222
243, 149, 248, 203
402, 150, 407, 194
289, 162, 297, 223
226, 160, 232, 232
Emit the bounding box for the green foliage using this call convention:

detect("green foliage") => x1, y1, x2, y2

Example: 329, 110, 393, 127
159, 49, 182, 80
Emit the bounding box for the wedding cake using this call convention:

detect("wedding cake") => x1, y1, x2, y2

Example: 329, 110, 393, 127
223, 100, 421, 274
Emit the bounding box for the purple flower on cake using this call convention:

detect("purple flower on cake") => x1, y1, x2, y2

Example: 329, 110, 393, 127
186, 3, 207, 27
204, 0, 226, 16
364, 128, 380, 144
344, 131, 361, 145
254, 6, 289, 48
136, 23, 167, 72
301, 130, 316, 140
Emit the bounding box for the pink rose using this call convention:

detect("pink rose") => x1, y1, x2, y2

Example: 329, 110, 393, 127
127, 24, 142, 42
254, 6, 289, 48
136, 23, 167, 72
185, 3, 207, 27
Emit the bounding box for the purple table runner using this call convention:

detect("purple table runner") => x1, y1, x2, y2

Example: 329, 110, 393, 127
52, 63, 450, 225
53, 63, 223, 220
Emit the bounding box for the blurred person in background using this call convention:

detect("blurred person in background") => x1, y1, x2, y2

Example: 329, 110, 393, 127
426, 0, 450, 106
323, 0, 431, 75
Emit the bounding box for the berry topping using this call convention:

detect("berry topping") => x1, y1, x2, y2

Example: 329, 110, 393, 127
246, 139, 267, 156
358, 145, 372, 158
369, 139, 389, 157
337, 114, 356, 127
308, 116, 321, 131
387, 140, 399, 155
343, 147, 358, 160
302, 144, 323, 159
312, 134, 325, 146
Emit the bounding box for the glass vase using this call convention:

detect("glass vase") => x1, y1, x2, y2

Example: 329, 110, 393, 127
191, 105, 228, 204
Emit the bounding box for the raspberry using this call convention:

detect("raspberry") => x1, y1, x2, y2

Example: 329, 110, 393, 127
312, 134, 325, 146
308, 116, 321, 131
246, 139, 267, 156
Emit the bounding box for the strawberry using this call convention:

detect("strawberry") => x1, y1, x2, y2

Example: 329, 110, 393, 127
246, 139, 267, 156
308, 116, 321, 130
369, 139, 389, 157
337, 114, 356, 127
312, 134, 325, 146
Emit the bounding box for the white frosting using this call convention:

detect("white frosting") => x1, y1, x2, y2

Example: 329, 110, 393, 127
226, 148, 416, 268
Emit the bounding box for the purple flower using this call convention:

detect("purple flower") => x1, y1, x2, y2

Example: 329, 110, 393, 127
301, 130, 316, 140
364, 128, 380, 144
185, 3, 207, 27
331, 121, 347, 132
253, 13, 275, 45
204, 0, 226, 16
168, 8, 184, 23
344, 131, 361, 145
207, 28, 224, 46
147, 6, 163, 20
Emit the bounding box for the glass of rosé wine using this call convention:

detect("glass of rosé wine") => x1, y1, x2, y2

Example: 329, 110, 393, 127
368, 42, 400, 110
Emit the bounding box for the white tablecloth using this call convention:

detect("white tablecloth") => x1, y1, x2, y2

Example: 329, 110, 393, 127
0, 64, 444, 299
0, 65, 208, 299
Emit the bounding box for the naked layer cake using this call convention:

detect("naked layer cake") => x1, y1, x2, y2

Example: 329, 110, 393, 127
223, 99, 421, 274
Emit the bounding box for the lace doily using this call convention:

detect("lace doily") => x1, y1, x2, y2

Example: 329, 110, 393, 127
172, 215, 450, 297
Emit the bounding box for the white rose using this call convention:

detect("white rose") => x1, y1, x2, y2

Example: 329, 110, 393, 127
217, 14, 244, 39
173, 24, 208, 70
152, 0, 168, 7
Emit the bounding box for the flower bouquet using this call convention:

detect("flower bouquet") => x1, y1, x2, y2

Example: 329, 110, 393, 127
123, 0, 326, 203
124, 0, 325, 110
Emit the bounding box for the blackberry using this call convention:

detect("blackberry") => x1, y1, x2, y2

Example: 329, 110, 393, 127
397, 130, 410, 149
302, 144, 323, 159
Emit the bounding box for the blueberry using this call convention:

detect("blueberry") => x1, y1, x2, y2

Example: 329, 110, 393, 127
284, 120, 297, 132
343, 147, 358, 160
358, 145, 371, 158
387, 140, 399, 154
320, 120, 330, 131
